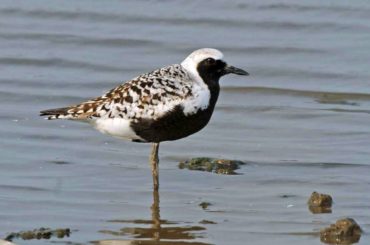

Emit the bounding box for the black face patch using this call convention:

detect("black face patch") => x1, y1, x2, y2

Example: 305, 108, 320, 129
196, 58, 227, 87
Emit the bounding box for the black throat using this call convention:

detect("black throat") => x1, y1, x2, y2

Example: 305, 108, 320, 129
196, 60, 225, 109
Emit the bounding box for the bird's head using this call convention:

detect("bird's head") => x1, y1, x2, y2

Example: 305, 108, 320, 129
181, 48, 249, 84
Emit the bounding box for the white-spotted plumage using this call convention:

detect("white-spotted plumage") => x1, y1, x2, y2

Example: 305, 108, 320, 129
40, 48, 225, 141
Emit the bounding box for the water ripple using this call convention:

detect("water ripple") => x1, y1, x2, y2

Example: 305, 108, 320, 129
0, 57, 123, 72
0, 32, 161, 48
1, 7, 368, 31
256, 2, 370, 15
222, 86, 370, 100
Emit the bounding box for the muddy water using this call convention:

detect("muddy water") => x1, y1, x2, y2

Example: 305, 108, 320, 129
1, 0, 370, 244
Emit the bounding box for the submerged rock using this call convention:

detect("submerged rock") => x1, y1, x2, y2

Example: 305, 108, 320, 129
179, 157, 246, 175
320, 218, 362, 244
199, 202, 212, 210
308, 191, 333, 214
199, 220, 217, 224
5, 228, 70, 242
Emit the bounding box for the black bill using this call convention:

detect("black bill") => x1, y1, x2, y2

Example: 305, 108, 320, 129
224, 65, 249, 75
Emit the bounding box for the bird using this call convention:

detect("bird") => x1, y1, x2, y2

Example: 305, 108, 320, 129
40, 48, 249, 190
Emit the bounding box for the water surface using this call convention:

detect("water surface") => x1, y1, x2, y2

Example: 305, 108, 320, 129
1, 0, 370, 244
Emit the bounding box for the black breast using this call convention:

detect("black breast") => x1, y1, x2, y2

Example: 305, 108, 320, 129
130, 101, 216, 143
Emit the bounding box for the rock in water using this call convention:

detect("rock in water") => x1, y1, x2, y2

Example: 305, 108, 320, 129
308, 191, 333, 214
320, 218, 361, 244
179, 157, 246, 175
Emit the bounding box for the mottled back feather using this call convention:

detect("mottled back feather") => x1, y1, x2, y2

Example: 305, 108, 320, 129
40, 64, 201, 121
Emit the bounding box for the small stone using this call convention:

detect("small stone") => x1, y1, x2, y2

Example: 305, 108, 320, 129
308, 191, 332, 213
199, 202, 212, 210
320, 218, 362, 244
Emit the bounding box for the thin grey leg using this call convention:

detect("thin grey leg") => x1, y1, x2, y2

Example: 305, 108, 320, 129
150, 142, 160, 190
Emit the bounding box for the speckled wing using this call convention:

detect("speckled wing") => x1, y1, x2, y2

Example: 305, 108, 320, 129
40, 65, 193, 121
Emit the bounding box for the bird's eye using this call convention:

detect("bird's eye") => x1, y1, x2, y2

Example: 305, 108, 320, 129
206, 58, 216, 64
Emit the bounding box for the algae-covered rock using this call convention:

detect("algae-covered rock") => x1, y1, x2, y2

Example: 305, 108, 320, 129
320, 218, 361, 244
179, 158, 246, 175
5, 227, 70, 242
308, 191, 333, 214
199, 202, 212, 210
308, 191, 333, 207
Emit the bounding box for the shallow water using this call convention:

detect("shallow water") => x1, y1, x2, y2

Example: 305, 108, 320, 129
1, 0, 370, 244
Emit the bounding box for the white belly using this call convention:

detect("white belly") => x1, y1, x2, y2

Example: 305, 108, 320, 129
91, 118, 143, 141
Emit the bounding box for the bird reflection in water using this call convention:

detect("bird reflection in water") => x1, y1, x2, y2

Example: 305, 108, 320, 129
95, 189, 211, 245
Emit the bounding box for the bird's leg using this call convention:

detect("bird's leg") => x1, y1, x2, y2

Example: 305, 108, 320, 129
151, 187, 161, 241
150, 142, 160, 190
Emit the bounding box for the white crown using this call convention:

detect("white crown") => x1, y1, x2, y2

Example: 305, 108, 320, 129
181, 48, 224, 83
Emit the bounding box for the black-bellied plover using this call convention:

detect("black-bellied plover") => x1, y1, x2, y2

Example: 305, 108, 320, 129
40, 48, 249, 190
